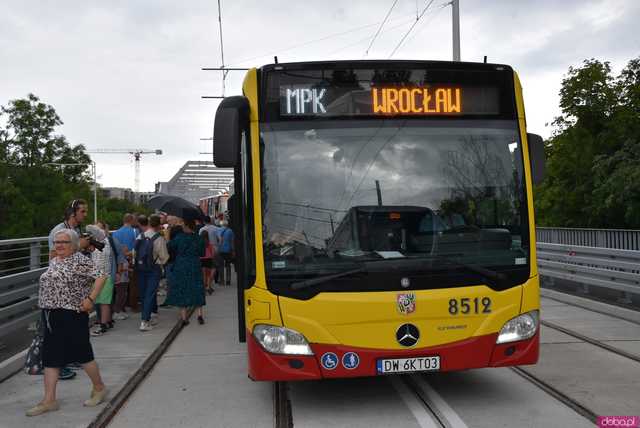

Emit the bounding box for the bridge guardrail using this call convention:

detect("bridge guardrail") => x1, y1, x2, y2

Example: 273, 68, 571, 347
537, 242, 640, 303
0, 237, 49, 344
537, 227, 640, 250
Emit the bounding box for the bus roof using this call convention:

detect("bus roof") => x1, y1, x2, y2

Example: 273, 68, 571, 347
259, 59, 514, 73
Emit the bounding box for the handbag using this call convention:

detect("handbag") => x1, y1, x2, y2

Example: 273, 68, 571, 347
24, 313, 45, 375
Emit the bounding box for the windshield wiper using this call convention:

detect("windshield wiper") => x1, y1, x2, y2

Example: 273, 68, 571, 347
432, 255, 506, 288
290, 267, 366, 290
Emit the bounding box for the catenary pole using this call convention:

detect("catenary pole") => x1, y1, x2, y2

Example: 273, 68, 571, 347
217, 0, 227, 97
92, 161, 97, 223
452, 0, 460, 61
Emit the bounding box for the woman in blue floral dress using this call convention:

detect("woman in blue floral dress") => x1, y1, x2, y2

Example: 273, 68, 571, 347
165, 219, 206, 325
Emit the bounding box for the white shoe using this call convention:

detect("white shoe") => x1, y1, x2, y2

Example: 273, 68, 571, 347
113, 313, 128, 321
150, 314, 158, 326
139, 321, 153, 332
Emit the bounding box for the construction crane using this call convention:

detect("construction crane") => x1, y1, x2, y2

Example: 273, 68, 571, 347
86, 149, 163, 192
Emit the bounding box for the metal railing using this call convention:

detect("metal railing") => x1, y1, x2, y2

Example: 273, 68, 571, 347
0, 237, 49, 344
0, 236, 49, 276
536, 227, 640, 251
536, 242, 640, 303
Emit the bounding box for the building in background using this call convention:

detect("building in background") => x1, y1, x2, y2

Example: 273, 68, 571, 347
155, 160, 233, 204
134, 192, 155, 206
102, 187, 154, 205
102, 187, 135, 203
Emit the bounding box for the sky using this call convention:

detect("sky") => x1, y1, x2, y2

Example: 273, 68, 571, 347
1, 0, 638, 192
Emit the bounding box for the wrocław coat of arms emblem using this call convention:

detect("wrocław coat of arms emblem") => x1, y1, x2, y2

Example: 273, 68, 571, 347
397, 293, 416, 315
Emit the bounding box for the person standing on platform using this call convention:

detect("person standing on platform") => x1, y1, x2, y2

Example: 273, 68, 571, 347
199, 216, 220, 289
98, 221, 129, 321
84, 225, 114, 337
112, 214, 139, 311
134, 215, 168, 331
147, 214, 169, 317
199, 230, 214, 295
156, 212, 170, 299
164, 219, 206, 325
216, 220, 235, 286
215, 212, 224, 226
29, 198, 91, 380
26, 229, 108, 416
48, 199, 89, 259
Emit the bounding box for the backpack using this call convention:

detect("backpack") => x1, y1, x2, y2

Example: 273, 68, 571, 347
134, 233, 160, 272
108, 234, 119, 260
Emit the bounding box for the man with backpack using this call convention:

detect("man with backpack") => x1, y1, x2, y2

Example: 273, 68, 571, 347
134, 215, 169, 331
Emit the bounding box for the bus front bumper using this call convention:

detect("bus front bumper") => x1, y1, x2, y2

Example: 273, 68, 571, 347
247, 329, 539, 381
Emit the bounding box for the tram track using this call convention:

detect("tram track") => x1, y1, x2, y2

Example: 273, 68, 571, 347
274, 381, 293, 428
392, 374, 469, 428
542, 319, 640, 364
510, 366, 598, 424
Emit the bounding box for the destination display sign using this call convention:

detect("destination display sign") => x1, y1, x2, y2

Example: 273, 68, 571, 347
266, 64, 514, 120
279, 84, 499, 117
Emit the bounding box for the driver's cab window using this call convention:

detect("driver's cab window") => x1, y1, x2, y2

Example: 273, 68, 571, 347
418, 212, 448, 234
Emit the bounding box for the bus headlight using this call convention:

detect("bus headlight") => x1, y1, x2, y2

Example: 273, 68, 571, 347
253, 325, 314, 355
496, 311, 539, 344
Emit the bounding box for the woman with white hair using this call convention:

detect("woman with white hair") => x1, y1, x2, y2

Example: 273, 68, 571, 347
26, 229, 109, 416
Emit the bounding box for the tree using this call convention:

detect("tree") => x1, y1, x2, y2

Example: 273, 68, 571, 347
0, 94, 154, 239
0, 95, 94, 238
535, 56, 640, 229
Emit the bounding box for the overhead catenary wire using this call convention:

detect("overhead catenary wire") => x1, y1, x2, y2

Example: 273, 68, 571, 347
364, 0, 400, 57
388, 0, 439, 58
326, 16, 416, 57
400, 3, 448, 49
225, 13, 418, 67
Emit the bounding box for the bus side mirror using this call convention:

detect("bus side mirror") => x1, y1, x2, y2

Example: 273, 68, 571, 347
527, 133, 545, 185
213, 96, 250, 168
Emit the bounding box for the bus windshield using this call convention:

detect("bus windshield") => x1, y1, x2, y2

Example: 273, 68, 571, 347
260, 119, 529, 294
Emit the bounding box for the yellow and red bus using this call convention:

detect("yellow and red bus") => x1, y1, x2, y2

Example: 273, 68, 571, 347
213, 60, 545, 381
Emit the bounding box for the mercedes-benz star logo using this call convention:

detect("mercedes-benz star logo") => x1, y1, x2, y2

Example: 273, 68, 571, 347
396, 323, 420, 347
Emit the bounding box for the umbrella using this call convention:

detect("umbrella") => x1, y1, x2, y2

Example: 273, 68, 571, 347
147, 195, 204, 221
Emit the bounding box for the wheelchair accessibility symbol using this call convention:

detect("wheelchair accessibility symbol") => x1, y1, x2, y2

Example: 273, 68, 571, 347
342, 352, 360, 370
321, 352, 338, 370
